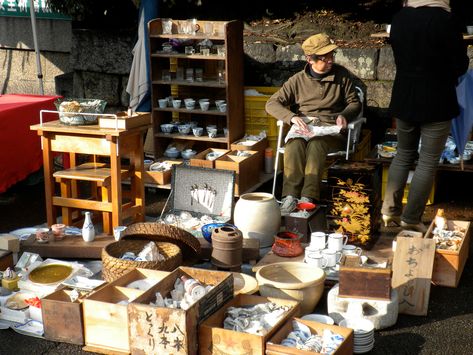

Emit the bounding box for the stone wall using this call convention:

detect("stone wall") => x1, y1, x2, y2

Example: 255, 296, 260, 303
2, 20, 472, 142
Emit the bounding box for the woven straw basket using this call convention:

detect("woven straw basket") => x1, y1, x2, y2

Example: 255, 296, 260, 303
102, 240, 182, 282
121, 222, 201, 259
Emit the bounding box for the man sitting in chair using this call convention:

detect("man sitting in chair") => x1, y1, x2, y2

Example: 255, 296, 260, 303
266, 33, 361, 215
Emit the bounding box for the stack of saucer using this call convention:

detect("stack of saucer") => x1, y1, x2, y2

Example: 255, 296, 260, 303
339, 318, 374, 354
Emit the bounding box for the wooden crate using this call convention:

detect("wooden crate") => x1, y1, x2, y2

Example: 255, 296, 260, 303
190, 148, 230, 168
266, 317, 354, 355
425, 220, 470, 288
215, 150, 259, 195
143, 160, 182, 185
199, 294, 300, 355
338, 255, 392, 300
231, 137, 268, 170
42, 287, 87, 345
82, 269, 169, 354
128, 267, 233, 355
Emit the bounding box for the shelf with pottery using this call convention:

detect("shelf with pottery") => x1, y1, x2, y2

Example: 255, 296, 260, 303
148, 18, 244, 159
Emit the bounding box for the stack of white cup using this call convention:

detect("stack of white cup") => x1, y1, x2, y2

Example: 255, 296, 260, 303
305, 232, 361, 269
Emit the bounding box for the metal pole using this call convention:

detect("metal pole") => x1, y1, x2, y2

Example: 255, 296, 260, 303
29, 0, 44, 95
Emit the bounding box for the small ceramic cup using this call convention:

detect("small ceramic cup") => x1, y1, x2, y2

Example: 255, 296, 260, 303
35, 227, 51, 243
321, 248, 340, 268
199, 100, 210, 111
305, 251, 328, 268
113, 226, 127, 242
207, 128, 218, 138
51, 223, 66, 240
158, 98, 168, 108
193, 127, 204, 137
342, 244, 362, 256
172, 99, 182, 109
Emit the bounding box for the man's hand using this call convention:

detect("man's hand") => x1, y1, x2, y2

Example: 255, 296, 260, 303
290, 116, 310, 133
336, 115, 347, 129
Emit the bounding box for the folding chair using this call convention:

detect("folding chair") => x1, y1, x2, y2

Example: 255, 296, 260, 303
271, 86, 367, 199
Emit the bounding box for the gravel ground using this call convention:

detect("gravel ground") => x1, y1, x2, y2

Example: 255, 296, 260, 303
0, 169, 472, 354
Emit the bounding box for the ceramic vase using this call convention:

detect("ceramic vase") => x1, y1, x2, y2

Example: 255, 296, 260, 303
272, 231, 304, 257
82, 211, 95, 242
211, 226, 243, 269
233, 192, 280, 248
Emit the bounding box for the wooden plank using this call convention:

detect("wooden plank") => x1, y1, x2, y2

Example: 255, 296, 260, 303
392, 237, 436, 316
21, 234, 113, 259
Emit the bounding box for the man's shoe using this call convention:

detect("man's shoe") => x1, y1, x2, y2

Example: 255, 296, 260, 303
382, 214, 401, 227
401, 221, 427, 234
280, 195, 297, 216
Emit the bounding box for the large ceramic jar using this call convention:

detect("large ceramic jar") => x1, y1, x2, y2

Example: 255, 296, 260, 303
233, 192, 280, 248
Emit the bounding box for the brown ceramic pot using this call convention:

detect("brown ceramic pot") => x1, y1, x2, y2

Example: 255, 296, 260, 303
211, 226, 243, 269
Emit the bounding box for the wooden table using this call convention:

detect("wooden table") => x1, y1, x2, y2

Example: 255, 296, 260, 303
30, 120, 148, 230
20, 233, 261, 261
0, 94, 59, 193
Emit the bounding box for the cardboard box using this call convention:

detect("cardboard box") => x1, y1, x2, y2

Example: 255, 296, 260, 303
199, 294, 300, 355
82, 269, 169, 353
338, 255, 392, 300
266, 317, 354, 355
143, 160, 182, 185
0, 234, 20, 252
128, 267, 234, 355
190, 148, 230, 169
42, 287, 87, 345
231, 137, 268, 170
215, 150, 259, 195
425, 219, 470, 288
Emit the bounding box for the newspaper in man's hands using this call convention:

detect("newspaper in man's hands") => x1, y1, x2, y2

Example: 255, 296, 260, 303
284, 116, 342, 144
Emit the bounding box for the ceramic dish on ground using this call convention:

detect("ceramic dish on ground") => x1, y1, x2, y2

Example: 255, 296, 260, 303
28, 263, 73, 285
5, 293, 32, 310
301, 313, 335, 325
232, 272, 259, 296
12, 320, 44, 338
9, 227, 37, 241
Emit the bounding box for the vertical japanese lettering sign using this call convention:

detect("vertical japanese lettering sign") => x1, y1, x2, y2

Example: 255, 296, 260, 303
392, 236, 436, 316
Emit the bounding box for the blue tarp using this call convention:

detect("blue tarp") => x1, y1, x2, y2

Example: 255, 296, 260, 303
451, 69, 473, 159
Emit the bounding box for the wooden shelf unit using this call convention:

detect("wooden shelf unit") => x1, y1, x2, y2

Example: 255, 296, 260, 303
148, 19, 244, 158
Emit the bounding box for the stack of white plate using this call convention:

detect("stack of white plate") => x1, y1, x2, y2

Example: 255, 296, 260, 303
339, 318, 374, 354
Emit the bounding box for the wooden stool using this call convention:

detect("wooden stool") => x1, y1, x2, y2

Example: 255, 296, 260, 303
53, 162, 132, 234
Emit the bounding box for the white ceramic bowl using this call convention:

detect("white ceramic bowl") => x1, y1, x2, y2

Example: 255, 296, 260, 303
181, 149, 197, 159
256, 262, 326, 314
160, 123, 174, 133
178, 124, 191, 135
301, 314, 335, 325
164, 148, 180, 159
